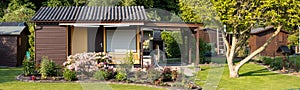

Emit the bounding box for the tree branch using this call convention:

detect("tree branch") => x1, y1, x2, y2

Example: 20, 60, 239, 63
221, 29, 230, 57
234, 25, 283, 72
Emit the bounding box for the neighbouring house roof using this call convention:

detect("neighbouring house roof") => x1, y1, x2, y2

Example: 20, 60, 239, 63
0, 26, 26, 35
31, 6, 147, 23
0, 22, 27, 26
0, 22, 28, 35
250, 26, 289, 34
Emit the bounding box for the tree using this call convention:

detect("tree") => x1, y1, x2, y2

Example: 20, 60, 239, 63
73, 0, 87, 6
135, 0, 154, 9
117, 0, 136, 6
0, 0, 9, 18
179, 0, 201, 23
181, 0, 300, 78
288, 32, 299, 47
6, 0, 35, 12
179, 0, 221, 27
153, 0, 179, 14
1, 5, 35, 22
87, 0, 120, 6
211, 0, 300, 78
43, 0, 72, 7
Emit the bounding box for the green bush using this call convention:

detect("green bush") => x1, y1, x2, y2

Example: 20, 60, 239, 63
115, 72, 127, 81
63, 68, 76, 81
93, 70, 109, 80
39, 57, 60, 79
23, 59, 35, 76
125, 50, 134, 65
261, 55, 300, 71
161, 31, 181, 58
270, 58, 283, 70
199, 39, 211, 64
287, 55, 300, 71
147, 68, 161, 83
28, 25, 35, 59
261, 56, 273, 65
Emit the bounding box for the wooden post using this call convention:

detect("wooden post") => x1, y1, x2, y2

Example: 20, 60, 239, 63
187, 30, 191, 64
141, 29, 144, 68
180, 28, 186, 65
217, 28, 219, 55
196, 28, 200, 67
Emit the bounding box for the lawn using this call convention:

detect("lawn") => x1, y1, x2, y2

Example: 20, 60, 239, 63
2, 61, 300, 90
0, 68, 165, 90
196, 63, 300, 90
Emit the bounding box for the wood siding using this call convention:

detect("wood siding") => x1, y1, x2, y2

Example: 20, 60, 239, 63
35, 26, 67, 65
0, 36, 17, 66
249, 29, 289, 56
199, 30, 217, 43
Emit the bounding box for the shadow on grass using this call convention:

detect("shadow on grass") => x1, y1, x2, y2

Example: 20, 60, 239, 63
0, 68, 22, 83
239, 68, 277, 77
288, 88, 300, 90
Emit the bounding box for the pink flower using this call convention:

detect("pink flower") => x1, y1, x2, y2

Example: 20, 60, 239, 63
67, 65, 74, 70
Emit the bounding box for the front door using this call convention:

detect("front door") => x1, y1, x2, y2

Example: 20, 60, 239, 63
95, 26, 104, 52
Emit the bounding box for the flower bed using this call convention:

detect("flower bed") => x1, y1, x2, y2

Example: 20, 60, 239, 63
19, 52, 202, 90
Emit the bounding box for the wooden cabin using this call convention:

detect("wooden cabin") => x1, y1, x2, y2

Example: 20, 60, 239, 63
249, 26, 289, 56
31, 6, 202, 66
0, 22, 30, 67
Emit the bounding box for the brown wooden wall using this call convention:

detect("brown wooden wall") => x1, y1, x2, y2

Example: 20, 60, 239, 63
0, 36, 18, 66
199, 30, 217, 43
249, 30, 288, 56
35, 26, 67, 65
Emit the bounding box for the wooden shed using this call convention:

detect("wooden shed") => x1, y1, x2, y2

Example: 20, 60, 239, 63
31, 6, 202, 66
198, 28, 218, 43
0, 22, 30, 67
249, 26, 289, 56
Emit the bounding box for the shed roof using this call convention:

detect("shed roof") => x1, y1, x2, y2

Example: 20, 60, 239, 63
0, 26, 26, 35
31, 6, 147, 22
0, 22, 27, 26
250, 26, 289, 34
0, 22, 28, 35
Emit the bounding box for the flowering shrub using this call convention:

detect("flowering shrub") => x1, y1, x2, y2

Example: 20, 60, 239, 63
63, 52, 112, 78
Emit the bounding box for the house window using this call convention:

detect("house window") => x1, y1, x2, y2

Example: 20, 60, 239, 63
106, 29, 136, 52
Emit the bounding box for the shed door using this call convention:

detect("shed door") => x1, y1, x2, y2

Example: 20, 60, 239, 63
95, 26, 104, 52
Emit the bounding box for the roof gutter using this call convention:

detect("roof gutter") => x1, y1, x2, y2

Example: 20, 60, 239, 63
59, 22, 144, 26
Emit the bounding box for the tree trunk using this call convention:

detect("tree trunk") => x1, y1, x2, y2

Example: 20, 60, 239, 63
227, 34, 238, 78
225, 25, 283, 78
229, 67, 239, 78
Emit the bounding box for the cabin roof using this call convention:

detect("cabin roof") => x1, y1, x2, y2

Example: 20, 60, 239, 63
31, 6, 147, 23
250, 26, 289, 35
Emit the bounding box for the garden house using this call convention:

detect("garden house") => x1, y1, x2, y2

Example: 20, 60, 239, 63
31, 6, 202, 66
249, 26, 289, 56
0, 22, 30, 67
